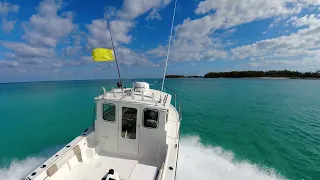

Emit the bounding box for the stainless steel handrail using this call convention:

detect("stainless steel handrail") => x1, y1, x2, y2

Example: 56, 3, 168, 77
163, 86, 182, 121
150, 80, 182, 121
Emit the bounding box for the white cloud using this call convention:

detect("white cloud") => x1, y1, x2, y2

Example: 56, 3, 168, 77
62, 58, 91, 67
149, 0, 301, 62
52, 62, 63, 68
288, 14, 320, 27
85, 0, 173, 66
146, 9, 162, 21
148, 0, 320, 63
86, 19, 134, 48
0, 2, 19, 33
225, 28, 237, 34
147, 45, 167, 58
148, 35, 227, 62
86, 0, 173, 50
23, 0, 75, 47
231, 25, 320, 60
249, 59, 306, 67
298, 0, 320, 6
0, 60, 19, 68
1, 19, 16, 33
248, 57, 320, 71
1, 41, 55, 58
230, 20, 320, 71
178, 0, 305, 40
60, 47, 153, 68
194, 0, 301, 27
86, 19, 111, 48
263, 18, 283, 34
0, 2, 19, 15
119, 0, 171, 19
117, 47, 153, 66
110, 20, 134, 44
62, 45, 82, 56
148, 15, 229, 62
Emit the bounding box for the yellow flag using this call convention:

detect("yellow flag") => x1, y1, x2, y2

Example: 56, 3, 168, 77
92, 48, 115, 62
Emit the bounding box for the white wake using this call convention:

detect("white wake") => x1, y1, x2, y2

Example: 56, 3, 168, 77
0, 136, 285, 180
177, 136, 285, 180
0, 157, 46, 180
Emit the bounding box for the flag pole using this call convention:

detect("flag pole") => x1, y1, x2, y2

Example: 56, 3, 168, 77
160, 0, 178, 99
105, 13, 122, 87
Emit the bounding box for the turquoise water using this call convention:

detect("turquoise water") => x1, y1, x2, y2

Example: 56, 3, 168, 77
0, 79, 320, 180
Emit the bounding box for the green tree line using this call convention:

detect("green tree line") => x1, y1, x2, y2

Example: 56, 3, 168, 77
166, 70, 320, 79
165, 75, 203, 78
204, 70, 320, 78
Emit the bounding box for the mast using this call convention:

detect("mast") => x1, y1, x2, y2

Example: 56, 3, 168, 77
105, 13, 122, 87
160, 0, 178, 96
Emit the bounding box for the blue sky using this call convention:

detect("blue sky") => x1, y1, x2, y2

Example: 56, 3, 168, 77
0, 0, 320, 82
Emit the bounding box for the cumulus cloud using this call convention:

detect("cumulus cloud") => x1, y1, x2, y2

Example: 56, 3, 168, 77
249, 59, 310, 67
1, 19, 16, 33
287, 14, 320, 27
148, 36, 227, 62
248, 57, 320, 71
3, 0, 320, 81
149, 0, 303, 62
146, 9, 162, 21
119, 0, 171, 20
0, 60, 19, 68
0, 0, 166, 73
85, 0, 173, 66
0, 1, 19, 15
230, 20, 320, 71
22, 0, 75, 47
85, 0, 173, 50
193, 0, 301, 30
0, 1, 19, 33
231, 25, 320, 60
86, 19, 133, 49
117, 47, 154, 66
0, 0, 82, 71
1, 41, 55, 58
0, 0, 175, 82
224, 28, 237, 34
148, 0, 320, 64
62, 45, 82, 56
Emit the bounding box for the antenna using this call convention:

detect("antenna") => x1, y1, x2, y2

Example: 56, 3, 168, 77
161, 0, 178, 94
105, 13, 122, 87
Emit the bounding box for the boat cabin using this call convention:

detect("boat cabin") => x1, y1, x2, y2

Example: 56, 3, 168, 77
94, 82, 171, 166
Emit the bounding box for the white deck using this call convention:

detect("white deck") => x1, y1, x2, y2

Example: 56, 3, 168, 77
63, 155, 157, 180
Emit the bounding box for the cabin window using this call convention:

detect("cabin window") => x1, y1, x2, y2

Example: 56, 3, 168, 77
121, 107, 137, 139
143, 109, 158, 128
102, 104, 116, 122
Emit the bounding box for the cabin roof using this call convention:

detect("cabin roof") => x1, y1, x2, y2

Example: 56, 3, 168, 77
94, 88, 172, 108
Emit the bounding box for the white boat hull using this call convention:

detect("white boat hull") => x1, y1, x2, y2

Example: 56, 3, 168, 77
24, 86, 181, 180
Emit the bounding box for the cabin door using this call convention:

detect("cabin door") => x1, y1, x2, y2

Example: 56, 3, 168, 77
119, 105, 140, 156
97, 103, 118, 153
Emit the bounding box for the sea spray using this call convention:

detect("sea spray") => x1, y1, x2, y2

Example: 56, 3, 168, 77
0, 145, 62, 180
0, 136, 285, 180
0, 157, 46, 180
177, 136, 285, 180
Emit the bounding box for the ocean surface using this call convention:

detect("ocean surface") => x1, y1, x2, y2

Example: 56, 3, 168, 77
0, 78, 320, 180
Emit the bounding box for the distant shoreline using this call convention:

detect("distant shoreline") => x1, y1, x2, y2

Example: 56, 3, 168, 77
259, 77, 289, 79
166, 70, 320, 79
165, 76, 320, 80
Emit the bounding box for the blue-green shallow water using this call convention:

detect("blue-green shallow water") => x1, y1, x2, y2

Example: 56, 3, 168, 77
1, 79, 320, 180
